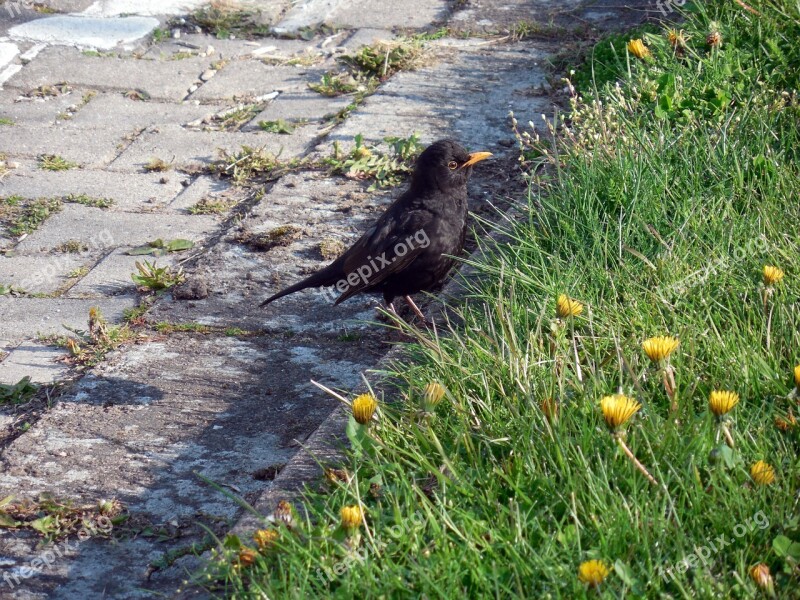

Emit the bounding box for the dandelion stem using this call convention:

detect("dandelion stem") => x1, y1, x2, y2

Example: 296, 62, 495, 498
663, 365, 677, 412
721, 422, 735, 448
765, 301, 774, 351
616, 437, 660, 487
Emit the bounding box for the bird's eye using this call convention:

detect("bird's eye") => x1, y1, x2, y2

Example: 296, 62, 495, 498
448, 161, 458, 170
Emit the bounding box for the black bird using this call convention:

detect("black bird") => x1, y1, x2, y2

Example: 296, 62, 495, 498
260, 139, 492, 318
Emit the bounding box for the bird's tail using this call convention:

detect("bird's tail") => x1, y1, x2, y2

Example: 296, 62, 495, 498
260, 265, 341, 307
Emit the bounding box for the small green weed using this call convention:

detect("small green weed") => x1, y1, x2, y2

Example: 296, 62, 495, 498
131, 260, 185, 291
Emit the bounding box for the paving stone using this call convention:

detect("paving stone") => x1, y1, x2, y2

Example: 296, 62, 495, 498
0, 161, 186, 212
144, 34, 313, 61
14, 204, 219, 253
0, 296, 135, 343
341, 27, 396, 50
245, 90, 352, 125
0, 90, 83, 126
66, 248, 178, 298
168, 174, 234, 211
81, 0, 209, 16
0, 122, 131, 167
6, 46, 214, 101
0, 41, 18, 69
191, 61, 323, 102
109, 123, 318, 172
276, 0, 448, 31
8, 15, 159, 51
0, 341, 70, 384
0, 252, 90, 295
67, 92, 210, 129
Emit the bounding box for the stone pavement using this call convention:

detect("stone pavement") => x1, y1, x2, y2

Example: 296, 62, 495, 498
0, 0, 650, 597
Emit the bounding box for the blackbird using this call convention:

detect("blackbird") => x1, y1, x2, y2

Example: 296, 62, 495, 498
260, 139, 491, 317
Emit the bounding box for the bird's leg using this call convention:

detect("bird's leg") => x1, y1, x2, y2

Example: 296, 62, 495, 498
404, 296, 430, 326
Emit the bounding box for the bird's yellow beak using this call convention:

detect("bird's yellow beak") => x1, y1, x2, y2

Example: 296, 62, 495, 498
460, 151, 493, 169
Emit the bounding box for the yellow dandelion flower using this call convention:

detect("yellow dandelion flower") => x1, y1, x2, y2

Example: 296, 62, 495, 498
237, 547, 258, 567
750, 460, 776, 486
749, 563, 774, 593
556, 294, 584, 318
600, 394, 641, 430
340, 505, 364, 529
793, 364, 800, 389
627, 39, 651, 60
352, 393, 377, 425
423, 382, 446, 409
709, 390, 739, 417
642, 336, 679, 363
253, 529, 279, 551
763, 265, 784, 286
578, 560, 610, 587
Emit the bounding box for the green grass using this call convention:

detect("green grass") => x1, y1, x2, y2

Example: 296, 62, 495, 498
38, 154, 77, 171
200, 2, 800, 597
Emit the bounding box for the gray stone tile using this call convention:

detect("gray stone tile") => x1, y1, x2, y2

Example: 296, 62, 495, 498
5, 46, 214, 101
0, 296, 136, 343
108, 123, 318, 172
0, 342, 70, 385
0, 252, 90, 295
245, 90, 352, 125
14, 204, 219, 253
0, 161, 187, 211
191, 61, 323, 102
67, 92, 211, 129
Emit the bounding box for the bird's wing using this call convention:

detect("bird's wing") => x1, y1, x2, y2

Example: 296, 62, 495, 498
332, 208, 430, 304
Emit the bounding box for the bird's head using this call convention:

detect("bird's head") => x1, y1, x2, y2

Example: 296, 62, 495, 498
410, 139, 492, 194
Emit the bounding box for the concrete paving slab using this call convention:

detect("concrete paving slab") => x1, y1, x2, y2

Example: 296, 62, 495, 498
6, 46, 214, 101
66, 248, 177, 298
0, 296, 135, 343
327, 0, 449, 29
144, 34, 312, 61
0, 41, 19, 69
191, 61, 322, 102
0, 341, 69, 384
0, 252, 89, 295
109, 123, 318, 172
0, 122, 131, 166
8, 15, 159, 51
0, 90, 83, 126
14, 204, 219, 253
67, 92, 210, 129
168, 174, 234, 211
0, 161, 187, 211
82, 0, 209, 17
245, 90, 351, 124
341, 27, 396, 50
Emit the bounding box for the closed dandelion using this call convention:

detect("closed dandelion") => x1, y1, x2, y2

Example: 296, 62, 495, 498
627, 39, 650, 60
422, 381, 446, 411
340, 505, 364, 529
540, 397, 559, 423
237, 547, 258, 567
578, 560, 610, 587
749, 563, 775, 595
794, 365, 800, 390
556, 294, 583, 318
352, 393, 377, 425
750, 460, 776, 486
